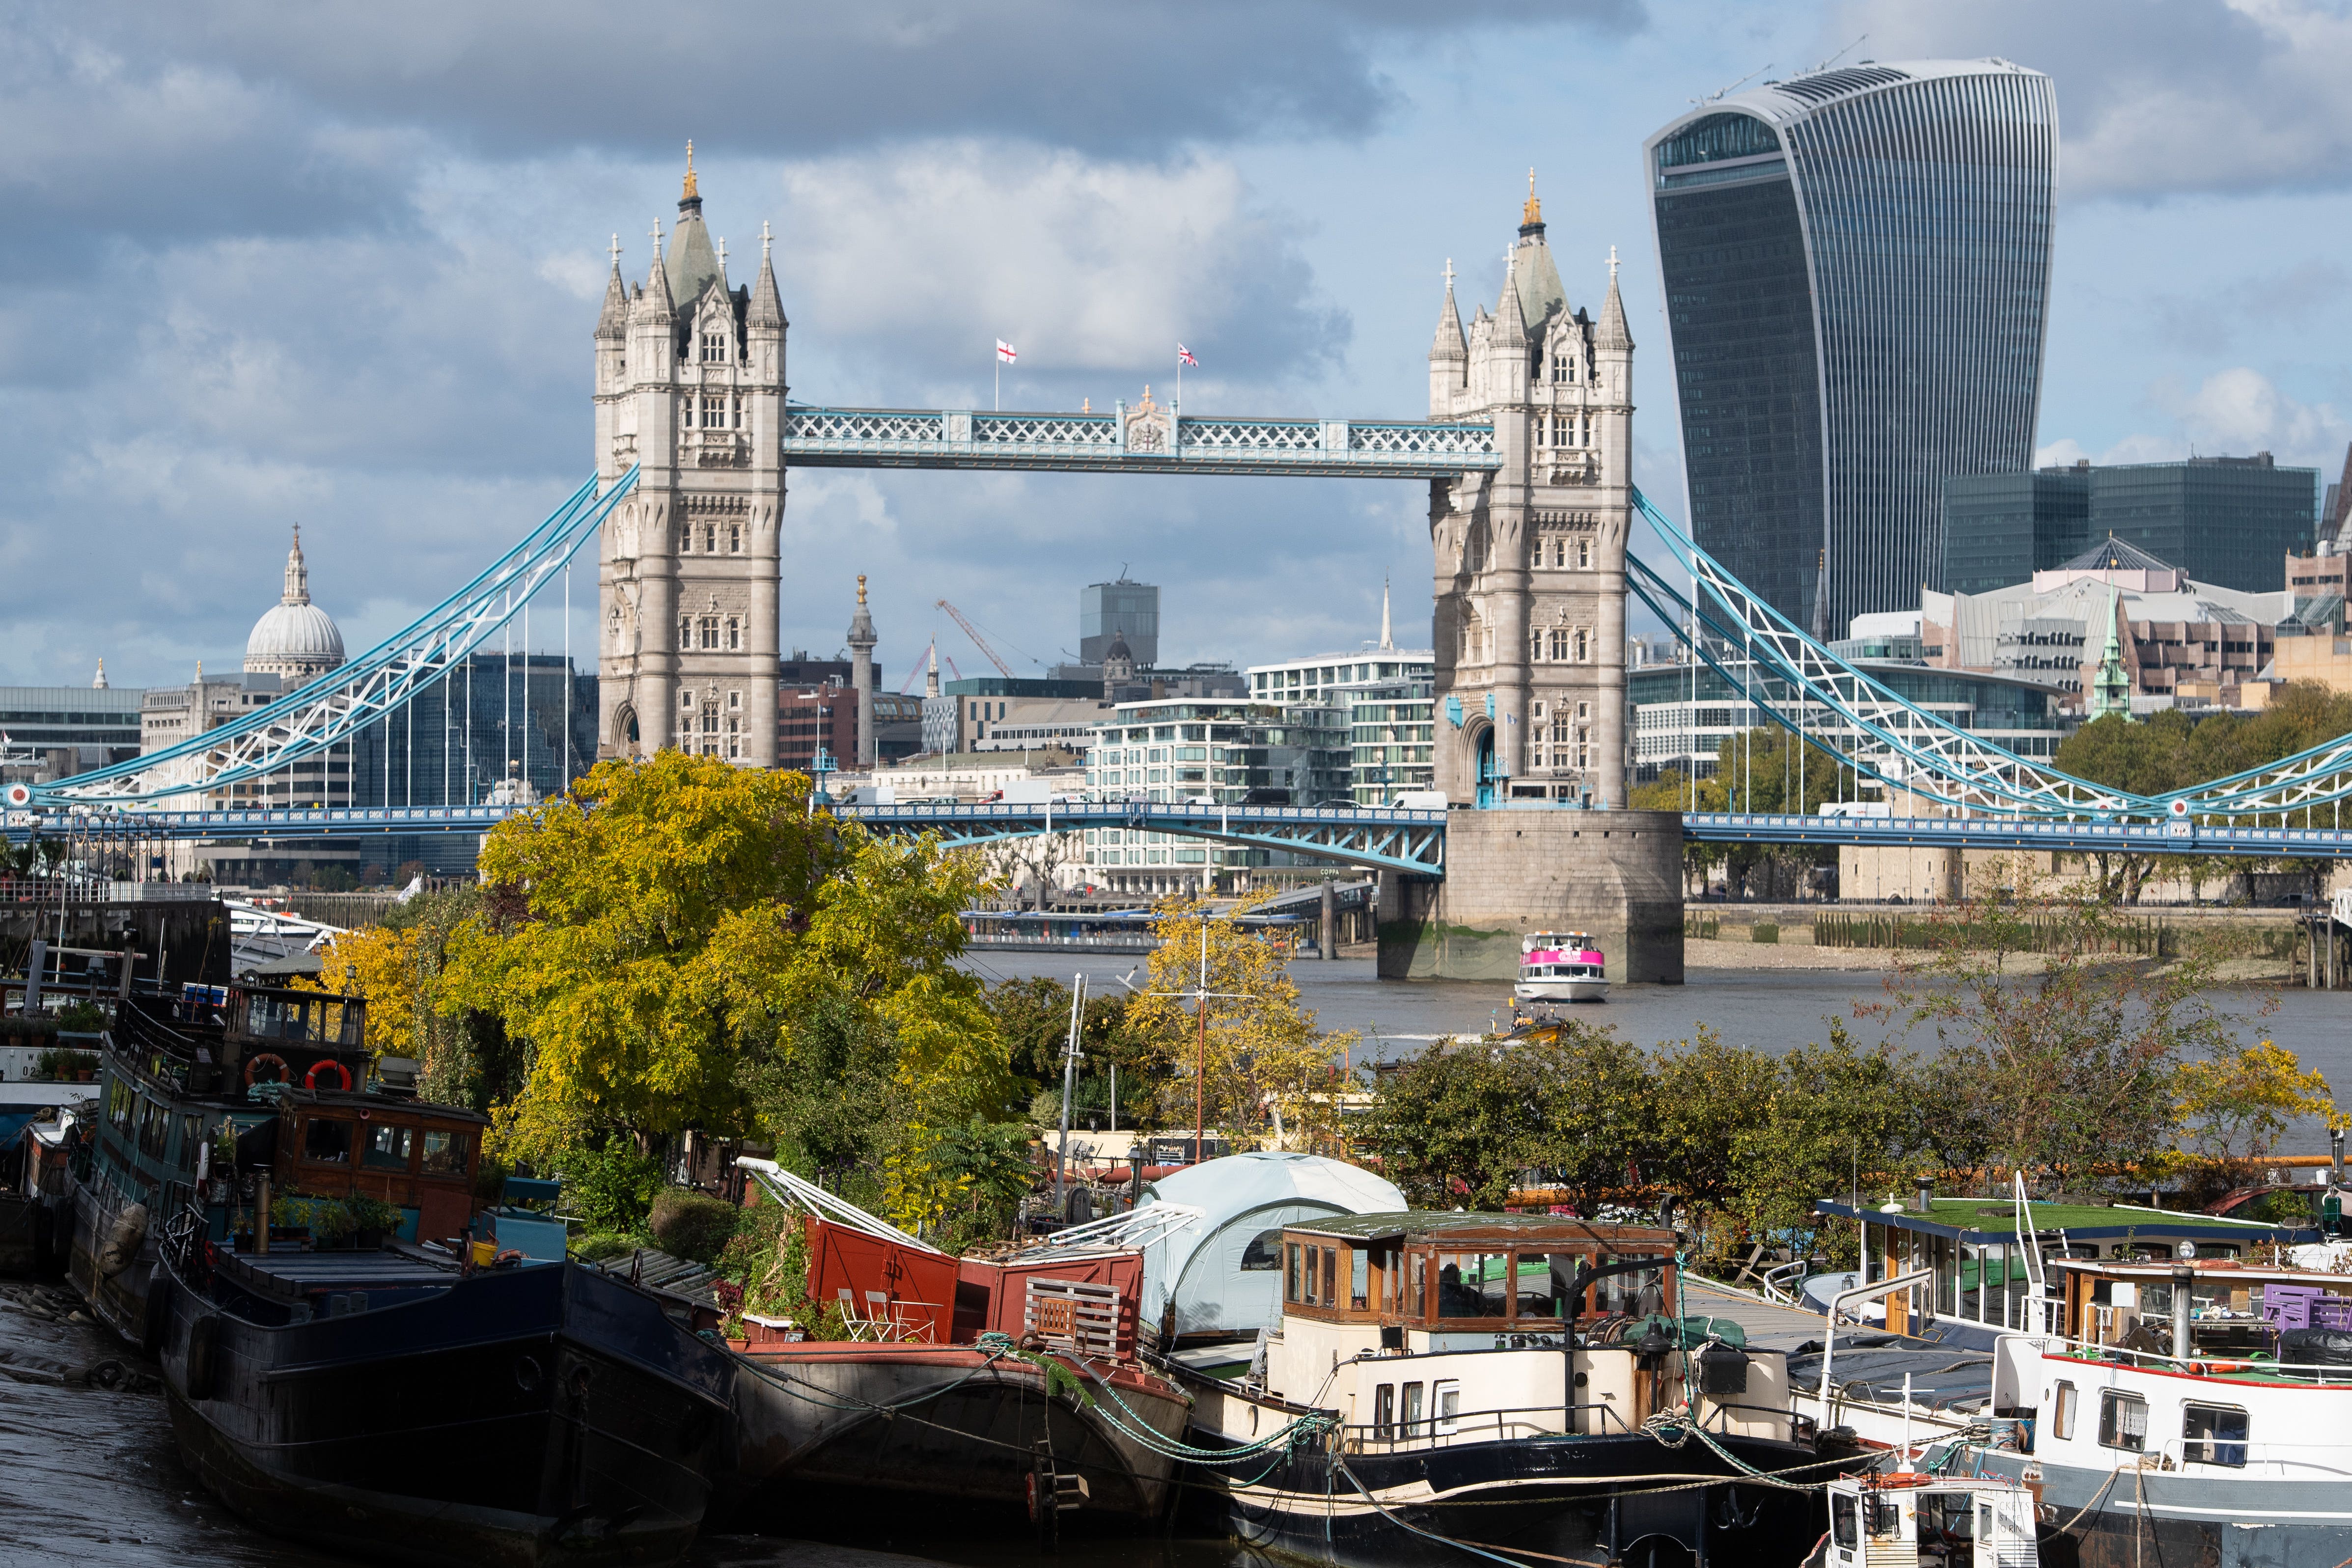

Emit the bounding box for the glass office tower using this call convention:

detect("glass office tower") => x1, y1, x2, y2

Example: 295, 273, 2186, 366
1646, 60, 2057, 635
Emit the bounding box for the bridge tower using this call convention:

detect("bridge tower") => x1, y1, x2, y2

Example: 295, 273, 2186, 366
1426, 180, 1632, 809
595, 148, 785, 766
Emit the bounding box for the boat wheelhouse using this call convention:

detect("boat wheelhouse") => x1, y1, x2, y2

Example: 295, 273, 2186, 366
1176, 1211, 1845, 1568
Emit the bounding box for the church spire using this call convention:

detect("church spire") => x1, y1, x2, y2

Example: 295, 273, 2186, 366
282, 525, 311, 606
1493, 247, 1527, 348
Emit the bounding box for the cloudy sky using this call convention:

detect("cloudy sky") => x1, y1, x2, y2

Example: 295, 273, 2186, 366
5, 0, 2350, 693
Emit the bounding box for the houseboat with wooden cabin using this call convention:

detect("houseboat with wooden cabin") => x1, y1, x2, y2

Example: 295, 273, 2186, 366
1173, 1211, 1848, 1568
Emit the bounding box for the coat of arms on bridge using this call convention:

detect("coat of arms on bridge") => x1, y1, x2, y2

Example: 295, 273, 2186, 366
1122, 385, 1173, 455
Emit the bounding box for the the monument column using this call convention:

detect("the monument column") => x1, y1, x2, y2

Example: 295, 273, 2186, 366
847, 576, 878, 768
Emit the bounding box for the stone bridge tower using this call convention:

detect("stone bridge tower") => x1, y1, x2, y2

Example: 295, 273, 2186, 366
594, 147, 784, 766
1426, 180, 1633, 808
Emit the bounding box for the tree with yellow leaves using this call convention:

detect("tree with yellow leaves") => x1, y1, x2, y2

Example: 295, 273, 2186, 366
2175, 1039, 2339, 1175
1123, 894, 1358, 1155
435, 753, 1010, 1214
301, 924, 420, 1058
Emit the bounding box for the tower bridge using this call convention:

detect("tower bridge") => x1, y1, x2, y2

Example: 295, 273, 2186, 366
19, 157, 2352, 984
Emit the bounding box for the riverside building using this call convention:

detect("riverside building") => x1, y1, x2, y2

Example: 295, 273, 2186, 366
1645, 60, 2057, 632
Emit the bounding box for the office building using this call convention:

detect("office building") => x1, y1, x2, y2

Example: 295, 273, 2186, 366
1081, 698, 1352, 891
0, 673, 144, 784
1631, 654, 2071, 784
776, 686, 855, 776
1924, 538, 2291, 711
1080, 577, 1159, 667
1647, 60, 2057, 631
2086, 455, 2315, 594
1943, 467, 2093, 594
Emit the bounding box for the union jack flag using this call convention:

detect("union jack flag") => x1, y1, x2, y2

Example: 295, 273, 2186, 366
1177, 344, 1198, 366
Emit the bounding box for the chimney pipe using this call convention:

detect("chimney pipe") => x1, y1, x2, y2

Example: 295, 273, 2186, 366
2171, 1263, 2195, 1361
2332, 1127, 2344, 1186
1913, 1177, 1934, 1215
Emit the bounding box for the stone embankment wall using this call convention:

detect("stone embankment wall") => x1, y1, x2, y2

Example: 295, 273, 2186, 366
1378, 810, 1685, 984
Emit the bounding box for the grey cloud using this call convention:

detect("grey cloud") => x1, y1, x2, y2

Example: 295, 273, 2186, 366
42, 0, 1641, 165
1827, 0, 2352, 199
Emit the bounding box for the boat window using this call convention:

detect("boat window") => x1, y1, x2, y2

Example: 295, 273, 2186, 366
2097, 1389, 2147, 1452
177, 1114, 200, 1171
108, 1078, 133, 1133
421, 1130, 470, 1178
2050, 1380, 2076, 1439
1432, 1378, 1460, 1432
1522, 1253, 1586, 1319
1241, 1229, 1283, 1270
1410, 1254, 1426, 1319
1374, 1384, 1395, 1439
303, 1118, 354, 1164
316, 1000, 346, 1045
137, 1098, 167, 1160
1831, 1494, 1857, 1548
363, 1125, 415, 1171
2183, 1403, 2247, 1467
1400, 1382, 1424, 1438
1351, 1248, 1369, 1310
1591, 1255, 1667, 1319
1437, 1254, 1509, 1318
1285, 1242, 1301, 1303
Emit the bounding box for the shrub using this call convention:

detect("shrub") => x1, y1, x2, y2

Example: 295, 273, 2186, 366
552, 1144, 663, 1234
572, 1231, 638, 1264
650, 1188, 739, 1264
56, 1001, 108, 1032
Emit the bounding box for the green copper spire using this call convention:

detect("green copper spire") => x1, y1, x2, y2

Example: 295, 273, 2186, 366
2090, 585, 2134, 723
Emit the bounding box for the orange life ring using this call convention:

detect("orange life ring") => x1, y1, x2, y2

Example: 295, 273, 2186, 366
244, 1052, 289, 1087
304, 1059, 353, 1092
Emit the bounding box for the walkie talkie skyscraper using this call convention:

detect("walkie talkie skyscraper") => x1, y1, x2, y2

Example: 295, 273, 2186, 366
1645, 60, 2057, 636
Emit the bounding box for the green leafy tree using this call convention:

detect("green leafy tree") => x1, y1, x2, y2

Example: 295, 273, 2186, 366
1358, 1040, 1525, 1208
436, 753, 1011, 1232
1518, 1021, 1658, 1215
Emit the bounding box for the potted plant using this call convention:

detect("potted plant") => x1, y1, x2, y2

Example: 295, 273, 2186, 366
349, 1196, 404, 1249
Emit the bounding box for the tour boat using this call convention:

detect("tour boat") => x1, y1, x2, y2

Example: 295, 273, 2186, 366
1515, 931, 1608, 1003
1169, 1210, 1854, 1568
719, 1159, 1195, 1545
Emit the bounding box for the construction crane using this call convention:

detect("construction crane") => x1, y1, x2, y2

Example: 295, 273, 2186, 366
936, 599, 1017, 679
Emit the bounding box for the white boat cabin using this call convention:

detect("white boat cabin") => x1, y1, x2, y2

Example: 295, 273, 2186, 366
1990, 1255, 2352, 1483
1814, 1472, 2039, 1568
1240, 1211, 1795, 1450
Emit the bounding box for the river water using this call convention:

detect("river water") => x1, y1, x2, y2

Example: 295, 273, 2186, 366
962, 953, 2351, 1098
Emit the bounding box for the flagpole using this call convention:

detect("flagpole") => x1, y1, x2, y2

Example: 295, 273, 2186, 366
995, 348, 999, 413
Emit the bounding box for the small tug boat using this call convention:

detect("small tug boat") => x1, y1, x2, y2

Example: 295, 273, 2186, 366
720, 1159, 1195, 1544
1173, 1210, 1851, 1568
1514, 932, 1608, 1004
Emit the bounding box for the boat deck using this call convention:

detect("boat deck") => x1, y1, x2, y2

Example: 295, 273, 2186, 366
215, 1244, 463, 1304
1686, 1276, 1994, 1416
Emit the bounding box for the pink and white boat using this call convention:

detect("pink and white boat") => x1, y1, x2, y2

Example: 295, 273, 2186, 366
1515, 931, 1608, 1003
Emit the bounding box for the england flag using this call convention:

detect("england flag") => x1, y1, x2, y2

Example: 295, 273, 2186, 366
996, 340, 1017, 363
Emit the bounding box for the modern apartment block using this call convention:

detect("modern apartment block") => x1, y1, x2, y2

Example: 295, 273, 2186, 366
1647, 60, 2057, 632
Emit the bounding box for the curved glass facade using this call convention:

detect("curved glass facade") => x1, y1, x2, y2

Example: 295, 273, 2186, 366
1647, 62, 2057, 636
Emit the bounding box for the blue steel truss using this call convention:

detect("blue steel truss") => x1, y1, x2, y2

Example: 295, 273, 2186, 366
16, 800, 2349, 863
780, 407, 1498, 479
839, 800, 1447, 876
1631, 487, 2352, 823
30, 469, 638, 807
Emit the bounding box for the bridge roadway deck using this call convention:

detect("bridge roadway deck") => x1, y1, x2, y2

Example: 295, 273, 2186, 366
8, 803, 2352, 865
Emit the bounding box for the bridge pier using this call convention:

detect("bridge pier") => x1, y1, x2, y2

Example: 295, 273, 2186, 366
1377, 810, 1684, 985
